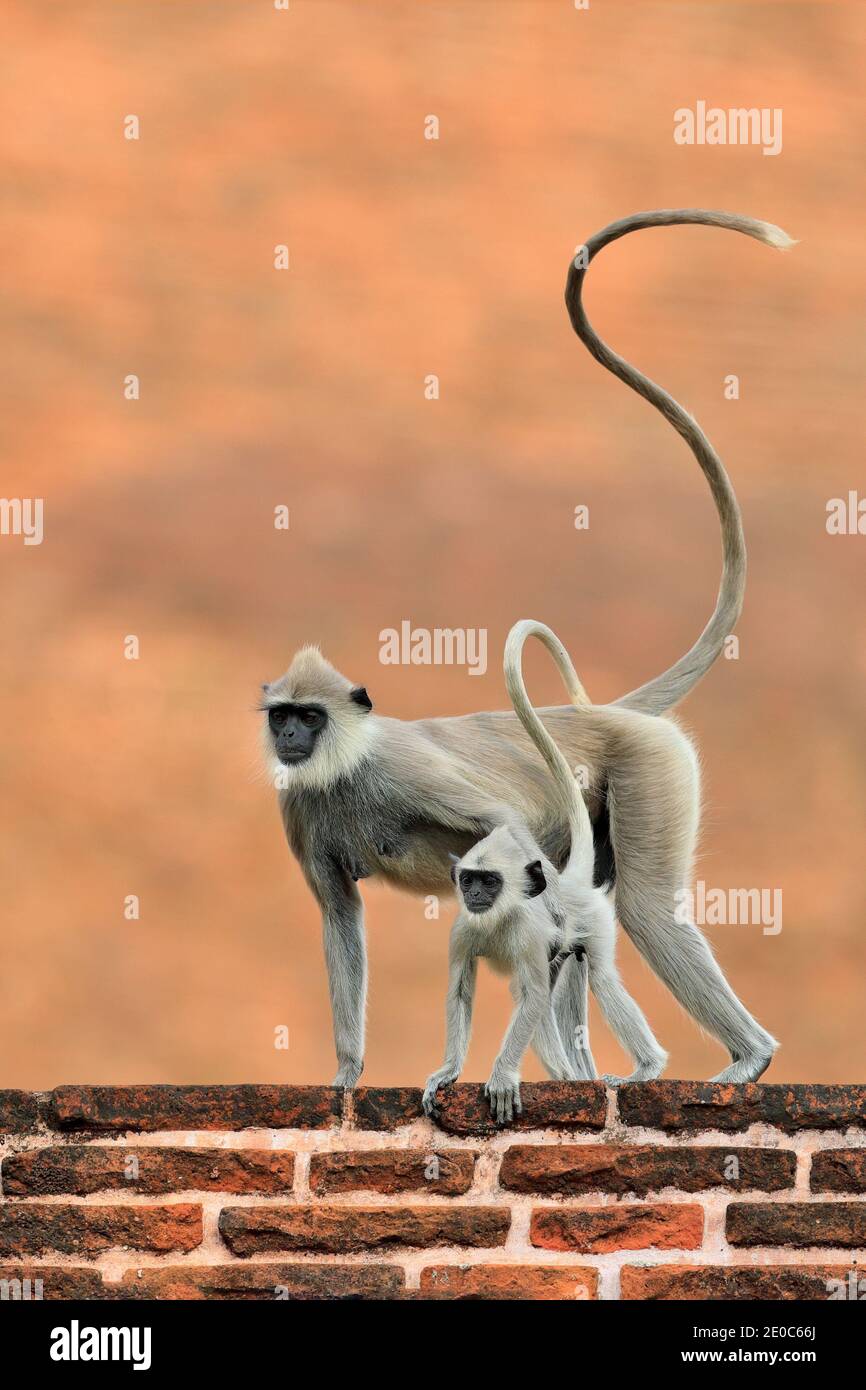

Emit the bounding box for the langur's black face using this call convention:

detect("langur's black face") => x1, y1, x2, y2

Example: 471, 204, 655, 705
457, 868, 504, 914
268, 703, 328, 765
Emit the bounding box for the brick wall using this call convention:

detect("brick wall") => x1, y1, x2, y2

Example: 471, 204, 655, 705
0, 1082, 864, 1300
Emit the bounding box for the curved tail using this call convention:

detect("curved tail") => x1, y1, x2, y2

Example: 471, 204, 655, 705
565, 209, 795, 715
504, 619, 594, 882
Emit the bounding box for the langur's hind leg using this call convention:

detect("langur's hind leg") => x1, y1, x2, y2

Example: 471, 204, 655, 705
588, 963, 668, 1084
552, 955, 597, 1080
532, 1000, 577, 1080
610, 731, 777, 1083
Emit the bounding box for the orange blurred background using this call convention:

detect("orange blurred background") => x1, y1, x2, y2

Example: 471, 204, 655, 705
1, 0, 864, 1088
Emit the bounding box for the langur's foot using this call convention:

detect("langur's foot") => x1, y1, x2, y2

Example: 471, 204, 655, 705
333, 1058, 364, 1088
710, 1051, 775, 1084
422, 1070, 458, 1117
603, 1058, 667, 1086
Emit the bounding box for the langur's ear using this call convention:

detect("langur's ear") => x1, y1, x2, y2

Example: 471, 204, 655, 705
350, 686, 373, 711
261, 682, 271, 694
524, 860, 547, 898
448, 852, 460, 884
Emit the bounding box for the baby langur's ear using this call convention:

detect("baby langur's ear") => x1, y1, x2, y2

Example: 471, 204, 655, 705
448, 851, 460, 884
524, 860, 547, 898
350, 686, 373, 711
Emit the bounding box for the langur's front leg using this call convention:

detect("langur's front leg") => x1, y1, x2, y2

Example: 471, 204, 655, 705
423, 939, 477, 1117
305, 857, 368, 1088
486, 952, 548, 1122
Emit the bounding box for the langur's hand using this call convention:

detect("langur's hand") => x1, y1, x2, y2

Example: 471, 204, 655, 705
484, 1067, 522, 1124
422, 1068, 458, 1117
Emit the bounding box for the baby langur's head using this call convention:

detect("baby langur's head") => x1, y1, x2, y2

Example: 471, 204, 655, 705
451, 826, 547, 923
260, 646, 374, 790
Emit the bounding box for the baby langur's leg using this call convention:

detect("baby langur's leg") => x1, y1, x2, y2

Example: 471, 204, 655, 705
585, 914, 667, 1084
531, 998, 576, 1081
552, 953, 598, 1079
486, 947, 549, 1123
422, 937, 477, 1117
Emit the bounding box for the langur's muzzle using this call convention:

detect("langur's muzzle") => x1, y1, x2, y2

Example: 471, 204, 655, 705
276, 718, 317, 763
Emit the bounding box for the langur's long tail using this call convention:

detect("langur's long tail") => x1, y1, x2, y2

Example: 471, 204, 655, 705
565, 209, 795, 716
504, 619, 595, 883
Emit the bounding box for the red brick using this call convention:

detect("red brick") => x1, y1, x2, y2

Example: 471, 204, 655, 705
726, 1201, 866, 1248
419, 1264, 597, 1299
49, 1084, 339, 1132
0, 1266, 106, 1299
0, 1091, 40, 1134
617, 1082, 866, 1133
810, 1149, 866, 1194
219, 1204, 509, 1255
530, 1203, 703, 1253
115, 1264, 403, 1300
309, 1149, 475, 1196
621, 1264, 864, 1301
500, 1143, 794, 1196
3, 1145, 294, 1196
352, 1088, 424, 1130
0, 1203, 202, 1256
433, 1082, 606, 1136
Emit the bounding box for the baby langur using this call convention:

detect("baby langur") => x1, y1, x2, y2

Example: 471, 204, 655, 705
505, 621, 668, 1090
423, 622, 667, 1122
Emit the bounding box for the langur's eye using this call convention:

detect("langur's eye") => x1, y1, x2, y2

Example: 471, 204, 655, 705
268, 707, 289, 730
483, 874, 498, 888
300, 709, 321, 727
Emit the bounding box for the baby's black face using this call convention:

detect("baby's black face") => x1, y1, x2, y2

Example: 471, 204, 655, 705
457, 868, 503, 914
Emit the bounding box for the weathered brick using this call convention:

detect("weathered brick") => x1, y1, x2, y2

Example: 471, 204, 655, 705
2, 1145, 294, 1197
810, 1149, 866, 1194
621, 1264, 864, 1301
618, 1082, 866, 1133
432, 1082, 606, 1136
0, 1266, 106, 1300
0, 1203, 202, 1256
220, 1204, 509, 1255
500, 1143, 795, 1196
115, 1263, 404, 1300
49, 1084, 340, 1132
352, 1088, 424, 1130
0, 1091, 40, 1135
727, 1201, 866, 1248
531, 1203, 703, 1253
309, 1149, 475, 1196
419, 1264, 597, 1300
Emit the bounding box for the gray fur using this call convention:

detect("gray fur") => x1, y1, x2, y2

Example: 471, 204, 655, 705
269, 209, 789, 1087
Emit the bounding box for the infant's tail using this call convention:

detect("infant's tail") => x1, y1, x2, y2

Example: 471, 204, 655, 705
504, 620, 594, 882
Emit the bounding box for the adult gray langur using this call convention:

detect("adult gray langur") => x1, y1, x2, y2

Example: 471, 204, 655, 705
261, 208, 791, 1088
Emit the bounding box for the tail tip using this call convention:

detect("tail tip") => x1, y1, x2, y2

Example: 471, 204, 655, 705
758, 220, 797, 251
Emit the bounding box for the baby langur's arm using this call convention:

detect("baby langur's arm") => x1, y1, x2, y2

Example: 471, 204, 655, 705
485, 940, 550, 1123
422, 928, 478, 1116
